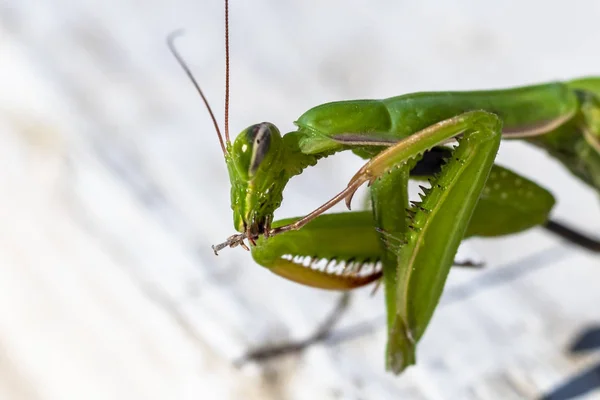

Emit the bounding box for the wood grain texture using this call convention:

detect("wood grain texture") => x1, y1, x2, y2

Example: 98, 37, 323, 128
0, 0, 599, 398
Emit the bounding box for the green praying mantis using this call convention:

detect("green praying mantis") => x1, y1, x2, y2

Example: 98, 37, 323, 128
170, 1, 600, 374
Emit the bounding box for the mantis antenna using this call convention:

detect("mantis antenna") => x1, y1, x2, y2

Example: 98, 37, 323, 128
166, 0, 232, 155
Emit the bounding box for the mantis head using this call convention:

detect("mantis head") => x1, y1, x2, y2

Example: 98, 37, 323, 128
225, 122, 288, 240
167, 5, 384, 292
166, 16, 291, 250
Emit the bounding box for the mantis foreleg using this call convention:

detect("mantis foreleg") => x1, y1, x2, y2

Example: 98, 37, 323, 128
355, 111, 503, 372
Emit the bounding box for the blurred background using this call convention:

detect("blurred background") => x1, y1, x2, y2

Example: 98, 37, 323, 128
1, 0, 599, 399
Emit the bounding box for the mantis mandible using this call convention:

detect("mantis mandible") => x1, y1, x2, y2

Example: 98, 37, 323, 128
170, 0, 600, 374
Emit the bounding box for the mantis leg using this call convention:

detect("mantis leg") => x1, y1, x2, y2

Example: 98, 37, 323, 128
347, 111, 503, 373
544, 220, 600, 253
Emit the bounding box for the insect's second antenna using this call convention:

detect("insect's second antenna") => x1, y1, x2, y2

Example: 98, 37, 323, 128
224, 0, 231, 145
167, 30, 229, 156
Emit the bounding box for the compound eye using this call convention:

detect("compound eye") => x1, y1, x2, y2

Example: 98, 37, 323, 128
247, 123, 272, 176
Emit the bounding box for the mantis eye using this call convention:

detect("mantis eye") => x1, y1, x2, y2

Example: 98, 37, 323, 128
247, 123, 273, 176
231, 122, 282, 180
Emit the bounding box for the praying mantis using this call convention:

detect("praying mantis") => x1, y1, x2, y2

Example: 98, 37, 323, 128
170, 1, 600, 375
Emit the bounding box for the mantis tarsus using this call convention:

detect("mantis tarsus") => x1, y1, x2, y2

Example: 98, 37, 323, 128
171, 1, 600, 374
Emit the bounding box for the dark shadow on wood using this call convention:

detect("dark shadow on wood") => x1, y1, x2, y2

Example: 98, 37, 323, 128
569, 326, 600, 354
236, 293, 351, 365
540, 362, 600, 400
325, 246, 569, 345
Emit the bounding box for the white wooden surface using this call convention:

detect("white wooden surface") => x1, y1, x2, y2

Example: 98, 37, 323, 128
1, 0, 599, 399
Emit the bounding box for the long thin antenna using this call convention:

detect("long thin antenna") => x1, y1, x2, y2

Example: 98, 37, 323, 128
224, 0, 231, 144
167, 30, 228, 156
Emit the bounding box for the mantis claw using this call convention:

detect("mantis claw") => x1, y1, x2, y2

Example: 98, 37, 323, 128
344, 172, 373, 210
344, 187, 357, 210
245, 230, 256, 247
212, 233, 250, 254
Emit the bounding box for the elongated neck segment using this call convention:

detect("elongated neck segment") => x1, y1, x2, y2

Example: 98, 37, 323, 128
280, 130, 337, 176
